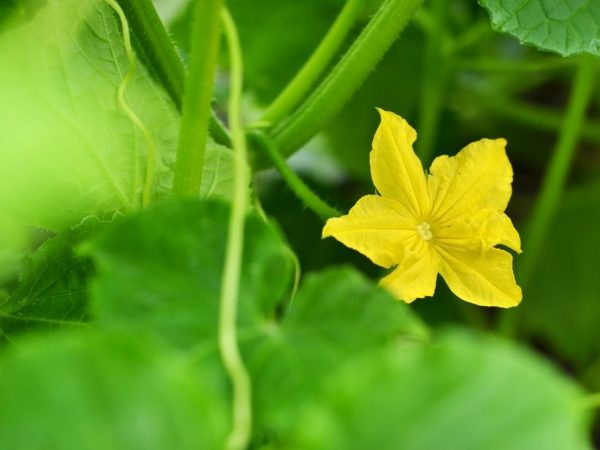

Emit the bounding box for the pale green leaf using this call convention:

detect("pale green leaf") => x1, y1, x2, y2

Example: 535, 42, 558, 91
0, 0, 178, 231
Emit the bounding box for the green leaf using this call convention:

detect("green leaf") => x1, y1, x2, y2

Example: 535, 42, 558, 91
0, 217, 104, 342
289, 330, 592, 450
199, 139, 242, 202
521, 182, 600, 371
479, 0, 600, 57
82, 199, 295, 349
0, 331, 227, 449
247, 267, 427, 439
0, 0, 179, 231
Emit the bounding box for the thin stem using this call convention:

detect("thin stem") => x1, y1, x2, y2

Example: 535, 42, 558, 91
476, 93, 600, 144
104, 0, 156, 207
453, 57, 577, 73
116, 0, 230, 146
269, 0, 423, 160
498, 58, 595, 337
248, 130, 341, 219
259, 0, 365, 127
450, 20, 490, 52
519, 58, 595, 287
416, 0, 448, 164
172, 0, 223, 196
219, 9, 252, 450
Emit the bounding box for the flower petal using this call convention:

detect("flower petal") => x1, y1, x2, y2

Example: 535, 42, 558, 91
435, 209, 522, 254
371, 109, 430, 218
437, 245, 522, 307
428, 138, 513, 223
380, 240, 439, 302
322, 195, 415, 268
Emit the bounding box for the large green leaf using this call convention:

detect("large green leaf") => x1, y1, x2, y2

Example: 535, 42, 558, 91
83, 199, 295, 349
520, 183, 600, 373
247, 267, 427, 440
289, 330, 592, 450
0, 0, 178, 231
0, 331, 227, 449
0, 217, 105, 342
479, 0, 600, 57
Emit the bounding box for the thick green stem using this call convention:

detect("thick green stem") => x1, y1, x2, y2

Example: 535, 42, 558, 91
519, 58, 595, 286
269, 0, 423, 158
116, 0, 230, 146
172, 0, 223, 196
219, 9, 252, 450
248, 130, 341, 219
416, 0, 448, 164
259, 0, 365, 127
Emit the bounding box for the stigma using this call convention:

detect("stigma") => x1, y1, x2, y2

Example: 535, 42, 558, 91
416, 222, 433, 241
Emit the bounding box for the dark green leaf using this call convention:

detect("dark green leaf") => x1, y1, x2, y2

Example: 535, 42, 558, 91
83, 199, 295, 349
0, 331, 227, 449
521, 182, 600, 371
479, 0, 600, 56
0, 217, 104, 342
289, 329, 592, 450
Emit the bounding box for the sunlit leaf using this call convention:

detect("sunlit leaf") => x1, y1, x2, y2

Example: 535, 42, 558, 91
0, 0, 179, 231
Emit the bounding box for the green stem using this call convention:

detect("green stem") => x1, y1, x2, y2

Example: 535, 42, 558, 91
172, 0, 223, 196
416, 0, 448, 164
248, 130, 341, 219
269, 0, 423, 159
519, 58, 595, 287
219, 9, 252, 450
453, 57, 577, 72
476, 93, 600, 144
450, 20, 490, 52
259, 0, 365, 127
116, 0, 230, 146
498, 58, 595, 337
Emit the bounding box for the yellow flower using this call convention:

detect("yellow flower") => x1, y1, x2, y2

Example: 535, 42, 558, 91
323, 109, 522, 307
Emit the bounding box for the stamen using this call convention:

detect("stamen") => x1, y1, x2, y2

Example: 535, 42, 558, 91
416, 222, 433, 241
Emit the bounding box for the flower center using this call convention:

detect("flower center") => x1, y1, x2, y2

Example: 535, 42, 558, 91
416, 222, 433, 241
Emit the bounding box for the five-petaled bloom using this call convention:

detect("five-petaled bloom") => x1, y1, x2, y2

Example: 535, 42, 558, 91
323, 109, 522, 307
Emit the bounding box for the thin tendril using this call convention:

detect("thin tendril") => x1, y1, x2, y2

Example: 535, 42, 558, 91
103, 0, 156, 207
220, 8, 252, 450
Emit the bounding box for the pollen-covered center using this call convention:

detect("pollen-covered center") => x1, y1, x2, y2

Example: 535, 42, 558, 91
416, 222, 433, 241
